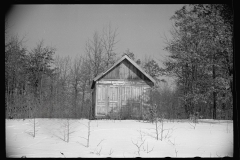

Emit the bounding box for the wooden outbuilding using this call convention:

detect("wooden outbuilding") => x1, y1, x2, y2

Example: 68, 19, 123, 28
90, 55, 156, 119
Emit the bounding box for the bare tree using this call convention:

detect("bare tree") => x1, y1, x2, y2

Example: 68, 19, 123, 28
101, 23, 119, 69
79, 57, 92, 118
131, 130, 154, 156
52, 119, 78, 143
54, 56, 72, 118
61, 118, 77, 143
131, 138, 146, 156
70, 56, 82, 118
85, 31, 105, 78
85, 24, 119, 79
79, 119, 92, 147
84, 25, 119, 119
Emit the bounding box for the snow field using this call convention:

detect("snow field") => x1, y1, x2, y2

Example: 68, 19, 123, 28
6, 118, 233, 157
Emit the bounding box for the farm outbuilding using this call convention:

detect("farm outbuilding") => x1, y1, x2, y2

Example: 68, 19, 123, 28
90, 55, 156, 119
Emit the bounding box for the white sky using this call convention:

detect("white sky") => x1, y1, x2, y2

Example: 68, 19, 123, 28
6, 4, 184, 68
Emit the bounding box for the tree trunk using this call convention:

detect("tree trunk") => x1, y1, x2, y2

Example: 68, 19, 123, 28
81, 87, 85, 118
89, 91, 94, 120
213, 91, 216, 119
212, 62, 217, 119
72, 78, 78, 118
74, 87, 78, 118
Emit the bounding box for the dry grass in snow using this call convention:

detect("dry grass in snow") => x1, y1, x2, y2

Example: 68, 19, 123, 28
6, 118, 233, 158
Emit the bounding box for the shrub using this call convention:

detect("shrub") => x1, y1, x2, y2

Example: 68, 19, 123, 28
119, 106, 132, 120
142, 104, 158, 123
189, 112, 199, 123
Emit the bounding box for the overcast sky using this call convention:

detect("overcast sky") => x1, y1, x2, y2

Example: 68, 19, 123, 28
6, 4, 184, 66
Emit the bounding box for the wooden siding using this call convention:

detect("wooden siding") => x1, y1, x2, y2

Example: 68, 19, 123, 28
91, 87, 96, 119
93, 56, 155, 118
101, 59, 151, 82
95, 81, 151, 117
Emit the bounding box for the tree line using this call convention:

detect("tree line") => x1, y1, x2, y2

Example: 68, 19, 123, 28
5, 24, 163, 119
158, 4, 233, 120
5, 4, 233, 120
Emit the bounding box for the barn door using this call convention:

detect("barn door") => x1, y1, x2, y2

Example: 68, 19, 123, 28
131, 86, 142, 118
121, 86, 131, 106
96, 85, 108, 116
108, 86, 119, 114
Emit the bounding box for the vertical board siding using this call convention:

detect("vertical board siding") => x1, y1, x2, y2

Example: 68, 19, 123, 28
94, 83, 152, 117
119, 62, 124, 79
105, 85, 108, 114
129, 62, 138, 80
96, 85, 107, 116
118, 86, 121, 111
92, 87, 96, 118
102, 59, 151, 81
94, 57, 154, 118
95, 85, 98, 116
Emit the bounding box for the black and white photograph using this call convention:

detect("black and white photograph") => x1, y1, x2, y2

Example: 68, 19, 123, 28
5, 4, 234, 158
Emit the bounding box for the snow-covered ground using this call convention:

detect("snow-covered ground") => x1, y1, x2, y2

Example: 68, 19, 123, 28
6, 118, 233, 158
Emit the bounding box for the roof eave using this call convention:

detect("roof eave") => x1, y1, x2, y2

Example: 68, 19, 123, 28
91, 55, 156, 87
91, 80, 95, 89
124, 56, 156, 84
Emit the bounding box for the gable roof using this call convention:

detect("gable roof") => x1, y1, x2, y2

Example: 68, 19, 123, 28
91, 55, 156, 89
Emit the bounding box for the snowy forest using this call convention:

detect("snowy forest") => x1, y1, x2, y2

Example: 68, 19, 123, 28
5, 4, 233, 121
6, 4, 234, 158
